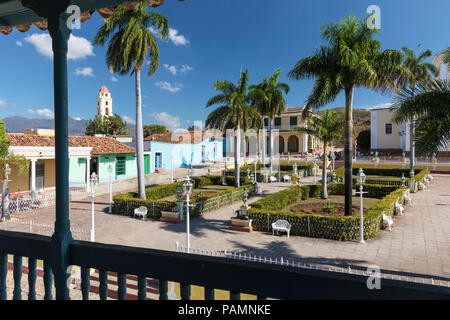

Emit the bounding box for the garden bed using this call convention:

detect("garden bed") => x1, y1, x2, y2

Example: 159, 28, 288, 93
113, 175, 254, 219
287, 196, 379, 216
248, 180, 410, 241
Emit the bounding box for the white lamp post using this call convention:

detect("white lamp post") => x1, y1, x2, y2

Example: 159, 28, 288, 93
330, 152, 335, 172
1, 164, 11, 220
183, 176, 193, 253
90, 172, 98, 242
107, 164, 113, 214
356, 168, 367, 243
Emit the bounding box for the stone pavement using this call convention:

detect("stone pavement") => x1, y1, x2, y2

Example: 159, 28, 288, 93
10, 174, 450, 282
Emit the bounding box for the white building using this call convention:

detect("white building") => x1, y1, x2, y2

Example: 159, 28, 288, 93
96, 85, 113, 117
432, 49, 449, 80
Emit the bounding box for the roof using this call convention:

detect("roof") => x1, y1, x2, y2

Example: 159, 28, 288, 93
144, 131, 220, 144
7, 133, 136, 155
0, 0, 178, 34
99, 85, 109, 93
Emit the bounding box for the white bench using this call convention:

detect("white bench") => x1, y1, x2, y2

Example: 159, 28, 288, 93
382, 214, 393, 231
419, 182, 426, 190
283, 175, 291, 182
134, 206, 148, 220
395, 202, 404, 216
404, 191, 412, 205
272, 220, 291, 238
269, 176, 277, 183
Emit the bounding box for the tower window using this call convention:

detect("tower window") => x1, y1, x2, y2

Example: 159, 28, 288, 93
106, 101, 108, 105
385, 123, 392, 134
105, 108, 109, 116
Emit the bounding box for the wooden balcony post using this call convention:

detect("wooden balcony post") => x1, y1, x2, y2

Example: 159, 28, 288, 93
47, 6, 73, 300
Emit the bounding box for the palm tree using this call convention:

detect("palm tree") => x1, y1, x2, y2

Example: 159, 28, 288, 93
93, 1, 169, 200
297, 110, 344, 199
249, 69, 290, 177
0, 119, 29, 220
205, 69, 262, 187
393, 79, 450, 154
398, 46, 438, 170
288, 15, 411, 216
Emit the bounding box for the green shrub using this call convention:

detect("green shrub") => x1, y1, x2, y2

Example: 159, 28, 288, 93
248, 183, 408, 241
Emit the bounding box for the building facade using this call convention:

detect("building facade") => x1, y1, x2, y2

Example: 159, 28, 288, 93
262, 107, 321, 154
4, 131, 137, 196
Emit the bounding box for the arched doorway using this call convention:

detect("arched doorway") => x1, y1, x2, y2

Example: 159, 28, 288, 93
279, 136, 285, 154
288, 135, 299, 153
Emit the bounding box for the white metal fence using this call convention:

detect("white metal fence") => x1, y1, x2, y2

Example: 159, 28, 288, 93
175, 242, 450, 289
1, 219, 91, 241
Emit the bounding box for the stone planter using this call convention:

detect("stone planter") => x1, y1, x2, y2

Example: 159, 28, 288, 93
229, 217, 253, 232
160, 211, 180, 223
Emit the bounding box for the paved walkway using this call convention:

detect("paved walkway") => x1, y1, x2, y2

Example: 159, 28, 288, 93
9, 174, 450, 282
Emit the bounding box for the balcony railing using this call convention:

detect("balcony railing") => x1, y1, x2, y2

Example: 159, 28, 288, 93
1, 230, 449, 300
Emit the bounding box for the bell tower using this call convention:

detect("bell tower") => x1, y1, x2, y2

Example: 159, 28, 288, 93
96, 86, 113, 117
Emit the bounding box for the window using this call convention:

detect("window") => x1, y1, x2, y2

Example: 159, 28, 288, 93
290, 117, 298, 127
274, 117, 281, 127
105, 108, 109, 116
106, 101, 108, 105
116, 156, 126, 176
264, 118, 269, 127
385, 123, 392, 135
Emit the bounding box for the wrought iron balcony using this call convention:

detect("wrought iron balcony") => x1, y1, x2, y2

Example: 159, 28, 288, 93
1, 230, 449, 300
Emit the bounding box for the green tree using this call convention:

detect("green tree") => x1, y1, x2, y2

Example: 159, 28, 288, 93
393, 79, 450, 154
143, 124, 169, 138
94, 1, 169, 199
0, 119, 29, 220
297, 110, 344, 199
205, 69, 262, 187
288, 15, 411, 215
85, 114, 128, 136
398, 46, 438, 168
249, 68, 290, 176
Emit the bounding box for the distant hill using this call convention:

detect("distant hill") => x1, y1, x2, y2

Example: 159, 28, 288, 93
2, 116, 136, 137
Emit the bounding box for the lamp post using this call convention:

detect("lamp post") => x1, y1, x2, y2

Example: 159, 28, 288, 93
330, 152, 335, 172
356, 168, 367, 243
312, 159, 317, 184
222, 158, 227, 185
90, 172, 98, 242
107, 164, 113, 214
1, 164, 11, 220
400, 173, 406, 188
183, 176, 193, 253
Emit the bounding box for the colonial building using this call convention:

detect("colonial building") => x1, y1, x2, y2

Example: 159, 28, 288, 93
139, 130, 223, 173
262, 107, 321, 154
4, 130, 137, 196
370, 106, 450, 156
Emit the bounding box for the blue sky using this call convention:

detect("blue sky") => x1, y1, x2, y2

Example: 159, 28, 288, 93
0, 0, 449, 130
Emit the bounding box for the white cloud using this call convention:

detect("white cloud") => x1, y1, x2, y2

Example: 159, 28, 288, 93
0, 99, 6, 107
111, 76, 119, 82
155, 81, 183, 92
73, 117, 82, 121
169, 28, 190, 46
163, 64, 193, 75
28, 108, 54, 119
75, 67, 94, 77
149, 112, 181, 130
149, 27, 190, 46
16, 40, 23, 47
122, 115, 136, 125
24, 33, 94, 60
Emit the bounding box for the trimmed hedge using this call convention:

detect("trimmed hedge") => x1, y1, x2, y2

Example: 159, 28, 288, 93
113, 175, 253, 219
248, 183, 408, 241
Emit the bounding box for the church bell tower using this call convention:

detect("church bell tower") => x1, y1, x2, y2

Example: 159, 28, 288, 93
97, 86, 113, 117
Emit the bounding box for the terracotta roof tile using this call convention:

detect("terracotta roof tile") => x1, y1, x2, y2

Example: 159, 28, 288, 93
7, 133, 136, 155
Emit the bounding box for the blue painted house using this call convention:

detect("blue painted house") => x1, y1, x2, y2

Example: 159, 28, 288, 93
139, 131, 223, 173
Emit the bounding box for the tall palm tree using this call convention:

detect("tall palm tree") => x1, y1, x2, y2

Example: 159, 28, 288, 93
288, 15, 411, 216
249, 69, 290, 176
393, 79, 450, 154
93, 1, 169, 200
0, 119, 29, 220
399, 46, 438, 170
205, 69, 262, 187
297, 110, 344, 199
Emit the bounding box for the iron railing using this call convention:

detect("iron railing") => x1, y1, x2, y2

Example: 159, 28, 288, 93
0, 230, 449, 300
